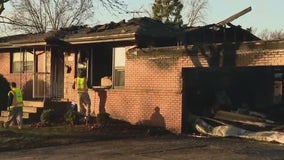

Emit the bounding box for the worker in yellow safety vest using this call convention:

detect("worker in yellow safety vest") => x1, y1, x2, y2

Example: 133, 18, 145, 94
74, 69, 91, 119
3, 82, 23, 129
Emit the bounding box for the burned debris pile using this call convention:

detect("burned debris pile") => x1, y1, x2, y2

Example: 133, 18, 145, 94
183, 65, 284, 144
187, 98, 284, 144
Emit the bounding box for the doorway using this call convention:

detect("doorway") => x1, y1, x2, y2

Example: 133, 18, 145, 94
181, 66, 283, 133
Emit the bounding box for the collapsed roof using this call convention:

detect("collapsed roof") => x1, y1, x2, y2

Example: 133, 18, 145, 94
0, 8, 260, 49
183, 23, 260, 44
183, 7, 260, 44
0, 17, 181, 48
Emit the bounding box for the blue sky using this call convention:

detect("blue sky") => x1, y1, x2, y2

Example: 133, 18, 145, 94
95, 0, 283, 34
2, 0, 284, 34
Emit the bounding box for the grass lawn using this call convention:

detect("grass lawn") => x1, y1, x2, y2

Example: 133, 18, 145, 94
0, 124, 99, 151
0, 121, 172, 152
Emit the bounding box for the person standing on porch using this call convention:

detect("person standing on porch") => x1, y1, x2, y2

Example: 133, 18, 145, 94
3, 82, 23, 129
74, 69, 91, 118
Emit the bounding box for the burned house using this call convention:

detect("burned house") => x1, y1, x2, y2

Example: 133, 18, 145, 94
0, 14, 283, 134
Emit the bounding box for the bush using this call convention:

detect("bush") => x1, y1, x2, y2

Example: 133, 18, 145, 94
96, 112, 110, 127
40, 109, 56, 125
0, 74, 10, 111
64, 110, 80, 125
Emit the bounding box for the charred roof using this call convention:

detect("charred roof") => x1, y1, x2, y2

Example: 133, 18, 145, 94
0, 17, 260, 49
183, 23, 260, 45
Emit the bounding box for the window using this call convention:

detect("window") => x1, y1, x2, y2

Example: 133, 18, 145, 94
12, 51, 34, 73
88, 46, 126, 89
113, 47, 125, 88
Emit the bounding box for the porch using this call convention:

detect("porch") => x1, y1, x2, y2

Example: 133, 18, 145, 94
0, 100, 72, 124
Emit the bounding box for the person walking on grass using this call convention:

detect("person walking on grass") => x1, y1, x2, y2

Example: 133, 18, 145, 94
3, 82, 23, 129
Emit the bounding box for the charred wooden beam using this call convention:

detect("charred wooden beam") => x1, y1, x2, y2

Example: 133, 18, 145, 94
217, 7, 252, 26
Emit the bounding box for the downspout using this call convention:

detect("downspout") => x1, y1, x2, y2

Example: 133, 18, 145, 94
112, 48, 115, 89
86, 51, 89, 86
89, 48, 94, 86
44, 46, 47, 99
20, 47, 23, 89
32, 48, 35, 98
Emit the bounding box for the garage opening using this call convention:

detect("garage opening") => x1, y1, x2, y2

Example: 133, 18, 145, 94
182, 66, 284, 133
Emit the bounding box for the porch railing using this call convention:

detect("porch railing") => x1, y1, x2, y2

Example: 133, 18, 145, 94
33, 72, 51, 98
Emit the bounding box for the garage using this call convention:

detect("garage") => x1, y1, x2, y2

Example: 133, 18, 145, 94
182, 66, 284, 133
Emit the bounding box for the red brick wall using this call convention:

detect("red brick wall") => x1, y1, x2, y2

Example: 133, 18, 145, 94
61, 45, 284, 133
94, 47, 284, 133
2, 42, 284, 133
0, 51, 49, 100
63, 53, 77, 102
102, 50, 209, 133
0, 52, 33, 89
0, 52, 10, 76
106, 55, 183, 133
237, 49, 284, 66
99, 51, 191, 133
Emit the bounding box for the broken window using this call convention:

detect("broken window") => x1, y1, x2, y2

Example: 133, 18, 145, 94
87, 45, 126, 89
11, 51, 34, 73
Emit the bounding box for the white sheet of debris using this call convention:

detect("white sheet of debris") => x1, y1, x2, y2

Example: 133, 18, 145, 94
195, 119, 284, 144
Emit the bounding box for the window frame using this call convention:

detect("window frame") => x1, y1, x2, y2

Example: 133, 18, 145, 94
112, 47, 126, 89
11, 50, 34, 73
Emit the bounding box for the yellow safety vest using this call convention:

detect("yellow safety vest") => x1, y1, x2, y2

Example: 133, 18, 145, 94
77, 77, 86, 93
9, 87, 23, 108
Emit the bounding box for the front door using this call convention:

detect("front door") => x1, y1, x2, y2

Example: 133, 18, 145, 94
33, 48, 51, 98
50, 48, 64, 99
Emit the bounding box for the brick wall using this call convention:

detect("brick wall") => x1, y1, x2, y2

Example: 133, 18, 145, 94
61, 45, 284, 133
0, 52, 10, 77
237, 49, 284, 66
63, 53, 77, 102
107, 54, 183, 133
0, 52, 33, 90
97, 49, 188, 133
2, 41, 283, 133
0, 51, 50, 100
99, 46, 284, 133
62, 50, 183, 133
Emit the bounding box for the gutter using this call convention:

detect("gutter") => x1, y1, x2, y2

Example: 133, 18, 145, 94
0, 32, 137, 49
0, 42, 13, 49
0, 41, 48, 49
64, 33, 136, 44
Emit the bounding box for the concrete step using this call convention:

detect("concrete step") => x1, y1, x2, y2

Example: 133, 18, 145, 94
1, 107, 38, 113
23, 106, 38, 113
23, 101, 44, 108
1, 111, 8, 117
1, 111, 29, 118
0, 101, 45, 123
0, 116, 7, 122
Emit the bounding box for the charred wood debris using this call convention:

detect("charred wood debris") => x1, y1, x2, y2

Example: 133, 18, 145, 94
187, 94, 284, 144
